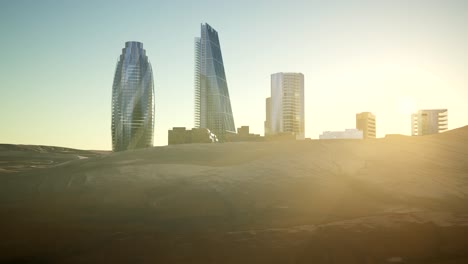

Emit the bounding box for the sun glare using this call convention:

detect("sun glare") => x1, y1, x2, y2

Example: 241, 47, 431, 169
398, 97, 417, 115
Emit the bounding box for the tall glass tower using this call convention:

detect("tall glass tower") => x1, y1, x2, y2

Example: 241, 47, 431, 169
267, 72, 305, 140
111, 41, 155, 151
194, 23, 235, 140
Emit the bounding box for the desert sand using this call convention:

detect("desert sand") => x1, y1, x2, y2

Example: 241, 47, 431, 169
1, 127, 468, 263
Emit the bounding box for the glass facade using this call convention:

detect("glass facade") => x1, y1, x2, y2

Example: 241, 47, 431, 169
111, 42, 155, 151
268, 72, 305, 140
194, 23, 235, 139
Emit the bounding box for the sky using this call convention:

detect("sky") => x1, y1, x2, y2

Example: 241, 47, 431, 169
0, 0, 467, 150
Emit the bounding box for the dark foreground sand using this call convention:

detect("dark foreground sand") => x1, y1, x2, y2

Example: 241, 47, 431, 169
1, 127, 468, 263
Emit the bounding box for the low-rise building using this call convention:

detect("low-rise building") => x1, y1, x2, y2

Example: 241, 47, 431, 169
225, 126, 263, 142
168, 127, 218, 145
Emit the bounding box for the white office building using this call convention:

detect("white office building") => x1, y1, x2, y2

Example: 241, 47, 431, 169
265, 72, 305, 140
411, 109, 448, 136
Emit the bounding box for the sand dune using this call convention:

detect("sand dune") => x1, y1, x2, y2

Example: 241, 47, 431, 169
0, 144, 105, 174
1, 127, 468, 263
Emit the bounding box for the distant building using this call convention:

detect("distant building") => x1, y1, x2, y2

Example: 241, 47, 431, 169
319, 129, 363, 140
411, 109, 448, 136
264, 97, 271, 136
265, 72, 305, 140
168, 127, 218, 145
237, 126, 250, 135
226, 126, 263, 142
111, 41, 155, 152
194, 23, 235, 140
356, 112, 376, 139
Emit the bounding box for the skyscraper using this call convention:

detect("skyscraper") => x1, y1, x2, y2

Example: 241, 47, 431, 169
356, 112, 376, 139
411, 109, 448, 136
111, 41, 155, 151
194, 23, 235, 140
266, 72, 305, 140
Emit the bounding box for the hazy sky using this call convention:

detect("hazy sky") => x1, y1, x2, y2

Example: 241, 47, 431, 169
0, 0, 467, 150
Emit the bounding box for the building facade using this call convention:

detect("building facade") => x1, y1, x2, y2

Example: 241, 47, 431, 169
356, 112, 376, 139
194, 23, 235, 140
319, 129, 363, 140
266, 72, 304, 140
111, 41, 155, 152
411, 109, 448, 136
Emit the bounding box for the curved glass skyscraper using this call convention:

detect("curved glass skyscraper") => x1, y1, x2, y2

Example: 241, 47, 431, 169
194, 23, 235, 140
111, 41, 155, 151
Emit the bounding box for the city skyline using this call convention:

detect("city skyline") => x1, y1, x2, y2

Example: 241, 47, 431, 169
0, 1, 467, 150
